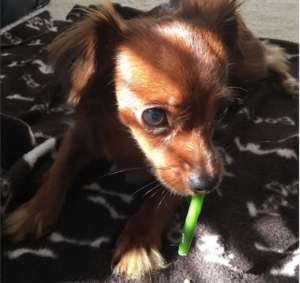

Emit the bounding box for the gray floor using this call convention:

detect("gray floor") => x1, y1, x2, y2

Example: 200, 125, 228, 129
2, 0, 299, 43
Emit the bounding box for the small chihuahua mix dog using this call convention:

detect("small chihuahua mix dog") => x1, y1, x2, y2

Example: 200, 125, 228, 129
4, 0, 297, 279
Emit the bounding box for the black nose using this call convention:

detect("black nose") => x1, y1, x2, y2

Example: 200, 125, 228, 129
188, 175, 219, 194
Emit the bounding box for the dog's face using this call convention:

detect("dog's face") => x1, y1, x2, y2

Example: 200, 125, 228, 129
115, 19, 231, 195
49, 0, 240, 196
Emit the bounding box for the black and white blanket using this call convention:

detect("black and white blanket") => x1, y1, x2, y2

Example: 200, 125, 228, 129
1, 5, 299, 283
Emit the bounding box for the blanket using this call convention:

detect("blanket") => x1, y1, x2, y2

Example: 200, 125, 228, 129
1, 5, 299, 283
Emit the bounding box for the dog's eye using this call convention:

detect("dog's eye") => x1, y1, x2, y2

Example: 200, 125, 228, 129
142, 108, 168, 127
214, 101, 229, 121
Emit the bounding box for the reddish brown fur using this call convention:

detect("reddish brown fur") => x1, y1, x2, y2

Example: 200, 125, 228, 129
4, 0, 297, 279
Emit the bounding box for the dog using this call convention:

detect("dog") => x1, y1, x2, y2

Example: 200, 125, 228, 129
3, 0, 297, 279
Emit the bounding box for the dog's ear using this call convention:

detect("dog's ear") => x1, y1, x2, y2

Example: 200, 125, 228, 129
179, 0, 241, 48
49, 2, 126, 105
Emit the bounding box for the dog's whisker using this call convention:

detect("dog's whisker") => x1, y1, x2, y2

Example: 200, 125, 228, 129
157, 189, 168, 208
158, 186, 176, 209
156, 176, 181, 198
105, 80, 114, 88
147, 185, 163, 200
228, 86, 249, 93
132, 180, 159, 196
217, 145, 237, 155
143, 182, 163, 198
235, 97, 245, 102
107, 167, 149, 176
67, 60, 79, 68
95, 166, 151, 182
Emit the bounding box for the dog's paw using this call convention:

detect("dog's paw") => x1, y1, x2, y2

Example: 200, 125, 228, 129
282, 76, 298, 95
112, 228, 166, 279
3, 200, 59, 241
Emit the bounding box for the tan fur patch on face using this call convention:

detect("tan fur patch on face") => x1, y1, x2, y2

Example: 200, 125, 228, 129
116, 48, 183, 111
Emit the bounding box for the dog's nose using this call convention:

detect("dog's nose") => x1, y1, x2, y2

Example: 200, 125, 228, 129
187, 175, 219, 194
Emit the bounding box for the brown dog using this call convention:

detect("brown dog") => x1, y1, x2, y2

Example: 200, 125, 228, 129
4, 0, 297, 279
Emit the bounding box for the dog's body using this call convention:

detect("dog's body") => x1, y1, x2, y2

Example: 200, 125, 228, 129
4, 0, 297, 279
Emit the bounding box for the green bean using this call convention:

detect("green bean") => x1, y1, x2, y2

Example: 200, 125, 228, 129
178, 194, 205, 256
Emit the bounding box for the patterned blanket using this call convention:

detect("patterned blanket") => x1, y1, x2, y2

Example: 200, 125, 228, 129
1, 5, 299, 283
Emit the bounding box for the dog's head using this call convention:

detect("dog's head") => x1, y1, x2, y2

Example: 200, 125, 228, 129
50, 0, 240, 196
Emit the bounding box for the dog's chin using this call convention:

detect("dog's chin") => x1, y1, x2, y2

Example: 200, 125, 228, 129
166, 186, 219, 197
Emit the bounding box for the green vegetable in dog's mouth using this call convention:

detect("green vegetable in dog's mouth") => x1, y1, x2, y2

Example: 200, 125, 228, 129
178, 194, 205, 256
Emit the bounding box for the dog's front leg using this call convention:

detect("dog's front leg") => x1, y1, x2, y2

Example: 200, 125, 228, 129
113, 189, 180, 279
3, 128, 93, 241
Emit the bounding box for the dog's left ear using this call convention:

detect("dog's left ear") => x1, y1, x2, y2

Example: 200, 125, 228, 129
49, 2, 126, 105
179, 0, 241, 48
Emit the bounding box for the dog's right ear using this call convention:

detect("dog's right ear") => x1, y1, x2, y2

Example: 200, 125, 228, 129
49, 2, 126, 105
